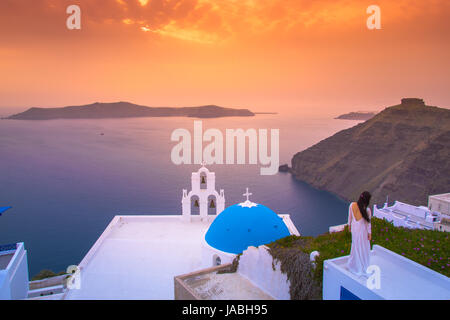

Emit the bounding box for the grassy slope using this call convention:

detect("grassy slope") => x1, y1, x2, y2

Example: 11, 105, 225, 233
268, 217, 449, 290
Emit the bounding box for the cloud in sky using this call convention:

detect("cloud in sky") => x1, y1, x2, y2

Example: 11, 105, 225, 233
2, 0, 448, 44
0, 0, 449, 110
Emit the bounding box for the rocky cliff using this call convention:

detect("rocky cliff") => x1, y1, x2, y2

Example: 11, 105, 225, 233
291, 98, 450, 206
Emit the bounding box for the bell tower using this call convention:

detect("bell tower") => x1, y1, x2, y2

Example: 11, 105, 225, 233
182, 164, 225, 222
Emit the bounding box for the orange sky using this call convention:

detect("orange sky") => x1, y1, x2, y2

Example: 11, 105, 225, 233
0, 0, 449, 114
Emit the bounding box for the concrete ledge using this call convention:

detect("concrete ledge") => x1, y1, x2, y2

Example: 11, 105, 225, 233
28, 285, 64, 298
174, 263, 233, 300
29, 274, 68, 290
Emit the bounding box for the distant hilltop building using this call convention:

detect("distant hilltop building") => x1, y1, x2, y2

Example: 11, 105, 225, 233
401, 98, 425, 106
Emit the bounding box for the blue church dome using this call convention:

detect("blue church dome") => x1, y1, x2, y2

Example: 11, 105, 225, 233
205, 202, 291, 254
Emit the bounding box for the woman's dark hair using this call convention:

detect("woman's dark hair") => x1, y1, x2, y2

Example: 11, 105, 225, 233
357, 191, 372, 223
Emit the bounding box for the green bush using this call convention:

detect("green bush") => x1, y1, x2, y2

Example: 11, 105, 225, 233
268, 241, 321, 300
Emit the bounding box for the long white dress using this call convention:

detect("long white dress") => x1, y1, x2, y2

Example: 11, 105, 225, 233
347, 203, 372, 276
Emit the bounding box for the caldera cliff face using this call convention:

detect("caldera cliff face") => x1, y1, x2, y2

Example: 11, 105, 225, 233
291, 99, 450, 206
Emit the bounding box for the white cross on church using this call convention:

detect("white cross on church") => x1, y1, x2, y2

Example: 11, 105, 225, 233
243, 188, 252, 202
239, 187, 257, 208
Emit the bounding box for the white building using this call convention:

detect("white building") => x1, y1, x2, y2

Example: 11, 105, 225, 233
59, 165, 299, 299
0, 243, 29, 300
373, 201, 441, 230
181, 164, 225, 222
428, 193, 450, 216
323, 245, 450, 300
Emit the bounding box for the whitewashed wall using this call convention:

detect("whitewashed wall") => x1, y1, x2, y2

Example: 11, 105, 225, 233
201, 237, 236, 268
0, 243, 29, 300
237, 246, 290, 300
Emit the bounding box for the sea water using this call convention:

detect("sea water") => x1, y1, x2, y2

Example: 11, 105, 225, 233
0, 113, 359, 276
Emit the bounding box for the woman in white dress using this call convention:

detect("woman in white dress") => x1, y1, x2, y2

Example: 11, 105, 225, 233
347, 191, 372, 276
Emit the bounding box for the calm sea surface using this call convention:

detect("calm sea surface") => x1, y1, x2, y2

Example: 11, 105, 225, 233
0, 113, 359, 276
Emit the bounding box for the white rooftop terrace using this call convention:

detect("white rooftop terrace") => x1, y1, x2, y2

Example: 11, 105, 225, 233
323, 245, 450, 300
64, 215, 211, 300
63, 214, 298, 300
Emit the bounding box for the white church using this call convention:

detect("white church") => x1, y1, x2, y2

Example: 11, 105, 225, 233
181, 164, 225, 222
59, 164, 299, 299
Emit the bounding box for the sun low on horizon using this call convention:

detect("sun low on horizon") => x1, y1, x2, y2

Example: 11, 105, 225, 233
0, 0, 449, 113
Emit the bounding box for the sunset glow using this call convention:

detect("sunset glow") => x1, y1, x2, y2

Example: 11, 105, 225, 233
0, 0, 449, 113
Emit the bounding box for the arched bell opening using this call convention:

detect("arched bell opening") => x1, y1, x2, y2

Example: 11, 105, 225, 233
208, 195, 217, 215
191, 195, 200, 215
200, 172, 207, 190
